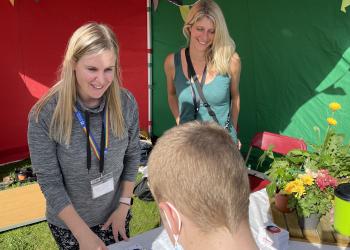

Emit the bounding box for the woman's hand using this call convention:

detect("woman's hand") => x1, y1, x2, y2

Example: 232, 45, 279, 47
57, 205, 107, 250
102, 204, 129, 241
77, 229, 107, 250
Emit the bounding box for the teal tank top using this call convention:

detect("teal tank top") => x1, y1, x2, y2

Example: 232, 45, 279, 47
173, 50, 237, 142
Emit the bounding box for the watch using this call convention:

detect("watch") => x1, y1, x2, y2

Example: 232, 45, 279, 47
119, 197, 133, 206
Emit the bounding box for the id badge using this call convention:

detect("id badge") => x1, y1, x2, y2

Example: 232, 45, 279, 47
91, 172, 114, 199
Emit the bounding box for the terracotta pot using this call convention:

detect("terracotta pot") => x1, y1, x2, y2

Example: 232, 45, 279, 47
17, 173, 26, 181
274, 193, 293, 213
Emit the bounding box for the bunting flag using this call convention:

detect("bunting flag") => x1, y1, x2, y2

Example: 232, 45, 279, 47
9, 0, 40, 6
341, 0, 350, 12
179, 5, 190, 21
166, 0, 200, 22
19, 73, 49, 99
167, 0, 199, 6
152, 0, 159, 11
168, 0, 183, 6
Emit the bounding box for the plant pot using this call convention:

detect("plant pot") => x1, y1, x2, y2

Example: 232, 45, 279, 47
0, 176, 14, 190
274, 193, 293, 213
334, 183, 350, 236
298, 213, 321, 230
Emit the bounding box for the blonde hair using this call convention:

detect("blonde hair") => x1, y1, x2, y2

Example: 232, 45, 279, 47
33, 22, 125, 144
183, 0, 236, 75
148, 121, 250, 234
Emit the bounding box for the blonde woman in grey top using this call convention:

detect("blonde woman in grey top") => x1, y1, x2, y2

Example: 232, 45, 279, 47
28, 23, 140, 250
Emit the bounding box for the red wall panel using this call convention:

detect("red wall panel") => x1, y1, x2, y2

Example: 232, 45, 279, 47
0, 0, 148, 164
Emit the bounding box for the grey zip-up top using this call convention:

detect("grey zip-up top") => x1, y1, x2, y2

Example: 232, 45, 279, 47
28, 89, 140, 229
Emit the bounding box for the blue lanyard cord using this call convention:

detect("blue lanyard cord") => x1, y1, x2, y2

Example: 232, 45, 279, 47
85, 111, 91, 172
74, 107, 108, 173
74, 111, 101, 153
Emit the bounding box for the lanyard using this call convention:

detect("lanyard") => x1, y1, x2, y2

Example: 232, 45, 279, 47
74, 106, 109, 173
185, 47, 207, 119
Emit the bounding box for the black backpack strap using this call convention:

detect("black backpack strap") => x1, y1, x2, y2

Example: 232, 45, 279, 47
184, 48, 200, 118
185, 47, 219, 123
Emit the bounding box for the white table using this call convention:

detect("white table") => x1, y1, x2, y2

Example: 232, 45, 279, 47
108, 227, 164, 250
108, 227, 349, 250
108, 189, 350, 250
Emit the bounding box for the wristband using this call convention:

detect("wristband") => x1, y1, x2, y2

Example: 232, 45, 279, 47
119, 197, 133, 206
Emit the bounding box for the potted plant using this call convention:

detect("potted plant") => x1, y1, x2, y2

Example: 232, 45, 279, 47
262, 149, 306, 212
262, 102, 350, 215
307, 106, 350, 181
284, 169, 337, 229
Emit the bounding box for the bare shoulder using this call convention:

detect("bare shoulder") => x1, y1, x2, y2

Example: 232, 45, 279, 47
164, 53, 175, 69
230, 52, 241, 74
164, 53, 176, 80
231, 52, 241, 66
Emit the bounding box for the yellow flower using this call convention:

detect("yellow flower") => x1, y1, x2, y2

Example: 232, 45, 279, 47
293, 184, 305, 198
327, 117, 337, 126
284, 182, 295, 194
284, 179, 306, 198
298, 174, 314, 186
329, 102, 341, 112
294, 179, 304, 186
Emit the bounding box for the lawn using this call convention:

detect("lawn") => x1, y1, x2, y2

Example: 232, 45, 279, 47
0, 196, 160, 250
0, 160, 160, 250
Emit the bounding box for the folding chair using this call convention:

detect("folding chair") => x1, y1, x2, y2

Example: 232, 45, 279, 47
245, 132, 307, 164
245, 132, 307, 192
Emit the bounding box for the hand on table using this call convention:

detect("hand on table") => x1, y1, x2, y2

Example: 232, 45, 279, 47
77, 229, 107, 250
102, 203, 129, 241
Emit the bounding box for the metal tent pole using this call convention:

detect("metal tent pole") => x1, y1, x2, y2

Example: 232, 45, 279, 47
147, 0, 152, 135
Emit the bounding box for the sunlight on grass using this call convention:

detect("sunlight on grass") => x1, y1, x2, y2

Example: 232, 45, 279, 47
0, 188, 160, 249
0, 160, 160, 249
0, 222, 57, 250
130, 197, 160, 237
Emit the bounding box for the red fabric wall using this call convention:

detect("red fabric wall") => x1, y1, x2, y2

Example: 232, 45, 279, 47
0, 0, 148, 164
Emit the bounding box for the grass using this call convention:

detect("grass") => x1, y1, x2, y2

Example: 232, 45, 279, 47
130, 197, 160, 237
0, 198, 160, 250
0, 164, 160, 250
0, 223, 57, 250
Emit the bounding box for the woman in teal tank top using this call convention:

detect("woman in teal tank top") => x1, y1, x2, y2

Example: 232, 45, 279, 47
164, 0, 241, 146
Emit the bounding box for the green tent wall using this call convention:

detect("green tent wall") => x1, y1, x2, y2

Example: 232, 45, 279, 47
152, 0, 350, 154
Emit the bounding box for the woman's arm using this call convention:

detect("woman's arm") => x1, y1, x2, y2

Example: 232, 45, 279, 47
28, 109, 104, 249
119, 91, 140, 183
164, 53, 180, 125
230, 53, 241, 130
103, 91, 140, 241
59, 205, 107, 249
102, 180, 134, 241
28, 109, 72, 215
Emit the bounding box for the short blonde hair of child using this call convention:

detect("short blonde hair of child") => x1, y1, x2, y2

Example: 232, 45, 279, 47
148, 121, 250, 234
